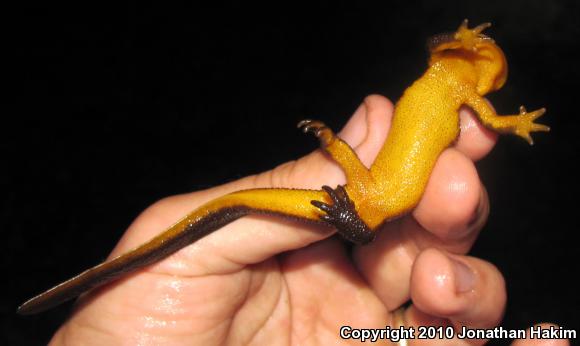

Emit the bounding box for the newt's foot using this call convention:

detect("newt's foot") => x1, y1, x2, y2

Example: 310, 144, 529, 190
428, 19, 493, 54
297, 119, 336, 147
455, 19, 493, 51
513, 106, 550, 145
311, 185, 375, 245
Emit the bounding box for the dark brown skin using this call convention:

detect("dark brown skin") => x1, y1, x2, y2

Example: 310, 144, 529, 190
18, 207, 252, 314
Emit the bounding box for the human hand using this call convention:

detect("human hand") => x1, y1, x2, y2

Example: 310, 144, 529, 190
49, 95, 567, 345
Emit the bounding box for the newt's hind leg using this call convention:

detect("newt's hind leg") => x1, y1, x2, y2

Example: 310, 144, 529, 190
297, 120, 376, 244
311, 185, 375, 244
297, 119, 374, 192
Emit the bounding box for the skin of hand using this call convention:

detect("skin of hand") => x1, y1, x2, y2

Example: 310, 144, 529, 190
49, 95, 568, 346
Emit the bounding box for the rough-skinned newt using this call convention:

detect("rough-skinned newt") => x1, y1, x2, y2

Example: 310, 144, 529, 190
18, 20, 549, 315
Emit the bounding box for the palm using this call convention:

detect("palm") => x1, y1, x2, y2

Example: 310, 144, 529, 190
82, 236, 391, 345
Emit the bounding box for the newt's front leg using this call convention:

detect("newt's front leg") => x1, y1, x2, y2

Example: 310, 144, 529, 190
298, 120, 376, 244
465, 94, 550, 145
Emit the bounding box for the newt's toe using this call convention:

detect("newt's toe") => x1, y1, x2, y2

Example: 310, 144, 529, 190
312, 185, 375, 245
454, 19, 494, 51
297, 119, 335, 147
514, 106, 549, 145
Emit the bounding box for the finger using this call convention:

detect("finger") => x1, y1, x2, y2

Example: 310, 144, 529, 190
341, 94, 393, 168
403, 248, 506, 346
412, 149, 488, 245
354, 150, 489, 309
246, 93, 392, 191
109, 95, 394, 274
511, 323, 571, 346
455, 105, 498, 161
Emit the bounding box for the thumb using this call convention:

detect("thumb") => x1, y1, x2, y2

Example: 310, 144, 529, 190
110, 95, 393, 273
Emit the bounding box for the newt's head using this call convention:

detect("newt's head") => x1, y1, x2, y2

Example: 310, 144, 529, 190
427, 20, 508, 95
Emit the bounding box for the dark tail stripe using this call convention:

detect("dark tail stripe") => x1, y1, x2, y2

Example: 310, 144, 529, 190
17, 206, 250, 315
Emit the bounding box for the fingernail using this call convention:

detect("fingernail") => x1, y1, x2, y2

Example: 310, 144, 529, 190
466, 185, 489, 233
451, 257, 475, 293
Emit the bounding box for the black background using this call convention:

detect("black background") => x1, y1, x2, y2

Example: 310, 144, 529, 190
4, 1, 579, 345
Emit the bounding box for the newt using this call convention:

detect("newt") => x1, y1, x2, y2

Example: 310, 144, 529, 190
18, 20, 549, 315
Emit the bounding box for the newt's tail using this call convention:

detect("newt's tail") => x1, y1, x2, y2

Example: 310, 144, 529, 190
17, 188, 325, 315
